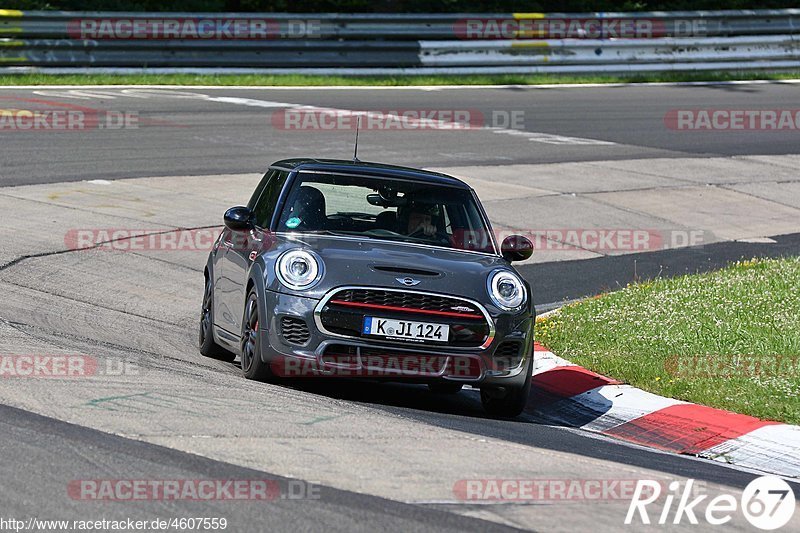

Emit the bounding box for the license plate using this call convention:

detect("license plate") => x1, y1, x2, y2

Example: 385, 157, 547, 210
362, 317, 449, 343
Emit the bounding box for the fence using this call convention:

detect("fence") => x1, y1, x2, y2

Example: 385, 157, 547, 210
1, 9, 799, 74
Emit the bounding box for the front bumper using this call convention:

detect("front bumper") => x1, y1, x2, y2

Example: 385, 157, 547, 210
259, 288, 534, 387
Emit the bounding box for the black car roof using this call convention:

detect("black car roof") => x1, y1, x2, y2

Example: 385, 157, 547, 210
270, 158, 471, 189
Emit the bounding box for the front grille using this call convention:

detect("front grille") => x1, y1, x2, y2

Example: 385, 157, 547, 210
331, 289, 483, 318
281, 316, 310, 345
318, 288, 491, 348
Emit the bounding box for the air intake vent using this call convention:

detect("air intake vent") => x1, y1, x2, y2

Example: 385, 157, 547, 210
493, 341, 523, 371
372, 265, 440, 277
494, 342, 521, 358
281, 317, 310, 345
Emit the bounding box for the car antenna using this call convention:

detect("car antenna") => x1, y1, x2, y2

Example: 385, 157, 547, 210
352, 116, 361, 163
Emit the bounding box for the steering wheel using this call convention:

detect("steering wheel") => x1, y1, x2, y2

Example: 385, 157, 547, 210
407, 227, 430, 239
408, 227, 450, 245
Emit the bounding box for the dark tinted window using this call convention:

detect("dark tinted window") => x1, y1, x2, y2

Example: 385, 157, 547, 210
276, 172, 495, 253
251, 170, 288, 228
248, 170, 277, 210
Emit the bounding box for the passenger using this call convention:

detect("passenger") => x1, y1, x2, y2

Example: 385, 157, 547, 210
287, 186, 326, 229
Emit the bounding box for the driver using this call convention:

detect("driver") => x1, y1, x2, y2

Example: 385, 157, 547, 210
402, 202, 440, 238
407, 207, 437, 237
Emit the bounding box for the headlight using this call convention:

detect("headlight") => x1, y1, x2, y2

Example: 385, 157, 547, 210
276, 249, 323, 290
487, 269, 526, 311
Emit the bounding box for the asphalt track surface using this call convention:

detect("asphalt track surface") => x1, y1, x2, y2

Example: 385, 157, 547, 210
0, 82, 799, 186
1, 83, 799, 531
0, 404, 516, 533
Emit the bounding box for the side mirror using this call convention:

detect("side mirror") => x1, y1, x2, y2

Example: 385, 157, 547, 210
223, 206, 254, 231
501, 235, 533, 262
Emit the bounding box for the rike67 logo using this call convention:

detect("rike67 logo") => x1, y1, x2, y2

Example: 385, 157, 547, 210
626, 476, 796, 530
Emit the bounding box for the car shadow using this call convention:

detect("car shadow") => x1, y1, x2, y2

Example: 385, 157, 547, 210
276, 376, 762, 488
283, 374, 619, 426
282, 378, 492, 418
274, 355, 623, 423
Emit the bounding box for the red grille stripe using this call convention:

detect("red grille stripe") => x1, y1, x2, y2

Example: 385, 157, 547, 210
329, 299, 484, 319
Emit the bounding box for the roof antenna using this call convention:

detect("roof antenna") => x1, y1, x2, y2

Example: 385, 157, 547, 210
352, 116, 361, 163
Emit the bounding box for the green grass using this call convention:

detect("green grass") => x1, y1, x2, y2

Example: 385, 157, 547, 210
534, 257, 800, 424
2, 71, 800, 86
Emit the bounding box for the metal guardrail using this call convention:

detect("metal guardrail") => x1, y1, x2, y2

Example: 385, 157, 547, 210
419, 35, 800, 67
1, 9, 800, 74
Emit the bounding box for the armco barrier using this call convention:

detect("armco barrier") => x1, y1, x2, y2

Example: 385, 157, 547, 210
1, 9, 800, 74
418, 35, 800, 66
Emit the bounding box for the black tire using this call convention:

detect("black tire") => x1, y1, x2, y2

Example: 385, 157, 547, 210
428, 382, 463, 394
240, 288, 275, 382
480, 357, 533, 418
199, 273, 235, 362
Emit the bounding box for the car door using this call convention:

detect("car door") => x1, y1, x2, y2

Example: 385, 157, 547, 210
215, 169, 288, 337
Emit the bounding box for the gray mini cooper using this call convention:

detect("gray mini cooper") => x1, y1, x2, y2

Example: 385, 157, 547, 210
201, 159, 535, 417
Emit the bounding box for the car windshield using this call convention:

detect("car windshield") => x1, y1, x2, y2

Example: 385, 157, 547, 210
276, 172, 495, 253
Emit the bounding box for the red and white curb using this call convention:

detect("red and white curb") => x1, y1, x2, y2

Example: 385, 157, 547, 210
530, 342, 800, 479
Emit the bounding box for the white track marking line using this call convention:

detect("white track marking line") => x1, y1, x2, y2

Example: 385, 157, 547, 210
489, 127, 616, 146
27, 88, 616, 146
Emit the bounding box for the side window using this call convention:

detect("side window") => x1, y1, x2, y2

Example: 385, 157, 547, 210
251, 170, 288, 228
247, 170, 278, 210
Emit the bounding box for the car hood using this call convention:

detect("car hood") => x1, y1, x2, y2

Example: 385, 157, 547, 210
264, 233, 511, 302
